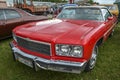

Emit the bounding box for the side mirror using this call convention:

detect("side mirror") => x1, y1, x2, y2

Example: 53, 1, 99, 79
108, 16, 113, 20
104, 16, 113, 24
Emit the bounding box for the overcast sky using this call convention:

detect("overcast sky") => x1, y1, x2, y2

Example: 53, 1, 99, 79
6, 0, 116, 4
94, 0, 116, 4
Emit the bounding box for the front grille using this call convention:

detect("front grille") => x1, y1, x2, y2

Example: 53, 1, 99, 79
16, 36, 51, 56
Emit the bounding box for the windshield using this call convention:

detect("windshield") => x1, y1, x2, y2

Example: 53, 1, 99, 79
57, 8, 103, 21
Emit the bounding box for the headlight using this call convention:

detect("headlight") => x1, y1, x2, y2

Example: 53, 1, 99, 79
61, 45, 71, 53
56, 44, 83, 58
71, 46, 83, 57
12, 33, 17, 42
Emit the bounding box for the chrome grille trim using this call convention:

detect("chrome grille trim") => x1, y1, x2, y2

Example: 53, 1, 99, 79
16, 36, 51, 56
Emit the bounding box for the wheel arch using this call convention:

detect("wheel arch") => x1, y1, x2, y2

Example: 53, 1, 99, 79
84, 37, 103, 72
96, 37, 104, 47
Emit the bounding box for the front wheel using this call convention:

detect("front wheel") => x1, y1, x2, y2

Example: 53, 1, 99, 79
84, 45, 98, 72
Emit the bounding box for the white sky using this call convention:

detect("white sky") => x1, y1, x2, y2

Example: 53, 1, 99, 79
94, 0, 116, 4
6, 0, 116, 4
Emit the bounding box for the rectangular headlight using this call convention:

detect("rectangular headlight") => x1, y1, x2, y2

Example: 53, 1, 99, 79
55, 44, 83, 58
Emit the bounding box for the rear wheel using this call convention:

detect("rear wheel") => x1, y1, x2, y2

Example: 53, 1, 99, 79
85, 45, 98, 72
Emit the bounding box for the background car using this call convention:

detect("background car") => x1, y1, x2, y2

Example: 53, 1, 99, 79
0, 8, 48, 40
54, 3, 78, 15
100, 4, 119, 17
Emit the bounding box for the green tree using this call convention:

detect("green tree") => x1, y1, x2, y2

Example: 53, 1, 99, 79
88, 0, 94, 4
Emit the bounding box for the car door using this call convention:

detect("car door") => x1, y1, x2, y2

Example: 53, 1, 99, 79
0, 9, 6, 39
101, 8, 114, 40
4, 9, 23, 37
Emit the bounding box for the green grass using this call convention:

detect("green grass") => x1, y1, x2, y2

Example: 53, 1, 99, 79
0, 24, 120, 80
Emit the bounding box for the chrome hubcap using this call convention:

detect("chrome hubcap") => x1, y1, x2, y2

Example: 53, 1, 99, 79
89, 46, 98, 69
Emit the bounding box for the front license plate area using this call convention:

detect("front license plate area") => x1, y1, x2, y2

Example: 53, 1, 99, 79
17, 56, 33, 68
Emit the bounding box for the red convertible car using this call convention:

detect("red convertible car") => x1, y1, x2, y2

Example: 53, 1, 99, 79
10, 6, 117, 73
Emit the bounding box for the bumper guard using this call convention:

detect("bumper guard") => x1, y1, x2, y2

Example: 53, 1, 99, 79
10, 42, 87, 73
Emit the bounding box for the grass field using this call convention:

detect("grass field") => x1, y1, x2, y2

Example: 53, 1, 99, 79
0, 24, 120, 80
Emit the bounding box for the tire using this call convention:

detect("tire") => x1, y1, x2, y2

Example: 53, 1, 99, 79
84, 45, 98, 72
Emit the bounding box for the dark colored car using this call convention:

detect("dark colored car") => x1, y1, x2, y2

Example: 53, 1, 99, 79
0, 8, 48, 40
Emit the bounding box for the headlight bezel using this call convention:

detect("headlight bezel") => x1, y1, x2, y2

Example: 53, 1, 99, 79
12, 33, 17, 42
55, 44, 83, 58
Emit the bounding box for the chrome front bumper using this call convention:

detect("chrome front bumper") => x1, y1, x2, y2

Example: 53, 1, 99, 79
10, 42, 87, 73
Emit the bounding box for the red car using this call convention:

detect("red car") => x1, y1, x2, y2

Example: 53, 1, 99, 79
10, 6, 117, 73
0, 8, 48, 40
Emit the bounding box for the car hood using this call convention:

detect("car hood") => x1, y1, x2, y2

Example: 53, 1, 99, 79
14, 19, 103, 44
